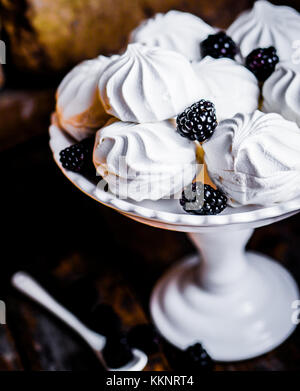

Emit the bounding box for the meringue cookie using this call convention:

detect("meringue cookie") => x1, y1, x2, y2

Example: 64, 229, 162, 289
93, 119, 197, 201
56, 55, 114, 141
129, 10, 215, 62
263, 61, 300, 127
227, 1, 300, 61
203, 110, 300, 207
192, 56, 259, 121
98, 43, 202, 123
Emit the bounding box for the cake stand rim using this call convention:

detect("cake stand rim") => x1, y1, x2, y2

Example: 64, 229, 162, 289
49, 123, 300, 229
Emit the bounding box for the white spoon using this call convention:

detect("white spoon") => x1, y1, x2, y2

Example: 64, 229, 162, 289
11, 271, 148, 371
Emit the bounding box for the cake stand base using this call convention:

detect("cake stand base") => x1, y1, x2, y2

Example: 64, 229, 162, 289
150, 229, 299, 362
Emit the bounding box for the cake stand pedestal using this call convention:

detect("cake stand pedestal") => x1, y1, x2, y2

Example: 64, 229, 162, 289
151, 228, 298, 361
50, 123, 300, 362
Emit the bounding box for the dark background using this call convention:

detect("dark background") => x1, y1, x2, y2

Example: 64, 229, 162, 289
0, 0, 300, 371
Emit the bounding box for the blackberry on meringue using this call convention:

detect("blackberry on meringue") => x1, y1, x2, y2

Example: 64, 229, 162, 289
180, 182, 227, 215
246, 47, 279, 82
200, 31, 238, 60
59, 137, 94, 173
176, 100, 217, 142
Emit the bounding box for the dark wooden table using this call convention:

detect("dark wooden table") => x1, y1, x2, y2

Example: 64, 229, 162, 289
0, 134, 300, 371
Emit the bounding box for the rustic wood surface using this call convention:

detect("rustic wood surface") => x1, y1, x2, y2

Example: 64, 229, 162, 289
0, 0, 253, 74
0, 134, 299, 371
0, 89, 55, 152
1, 0, 299, 77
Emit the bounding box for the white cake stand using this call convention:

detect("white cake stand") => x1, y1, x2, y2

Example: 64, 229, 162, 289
50, 123, 300, 362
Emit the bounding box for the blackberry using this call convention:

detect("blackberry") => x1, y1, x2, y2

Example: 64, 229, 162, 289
127, 324, 161, 355
180, 183, 227, 215
176, 100, 217, 142
59, 137, 94, 173
102, 332, 133, 368
183, 343, 214, 371
246, 46, 279, 82
163, 342, 214, 371
201, 31, 238, 59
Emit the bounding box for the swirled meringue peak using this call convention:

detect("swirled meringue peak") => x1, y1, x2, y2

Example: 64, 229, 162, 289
263, 61, 300, 127
98, 43, 203, 123
227, 1, 300, 61
203, 110, 300, 207
56, 55, 115, 141
129, 10, 215, 61
192, 56, 259, 121
93, 119, 197, 201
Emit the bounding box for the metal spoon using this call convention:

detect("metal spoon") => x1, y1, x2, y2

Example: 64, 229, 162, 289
11, 271, 148, 371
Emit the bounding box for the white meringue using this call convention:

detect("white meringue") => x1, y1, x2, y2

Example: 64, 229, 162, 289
227, 1, 300, 61
263, 61, 300, 127
129, 10, 215, 62
192, 56, 259, 121
98, 43, 202, 123
56, 55, 114, 141
203, 110, 300, 207
93, 119, 197, 201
